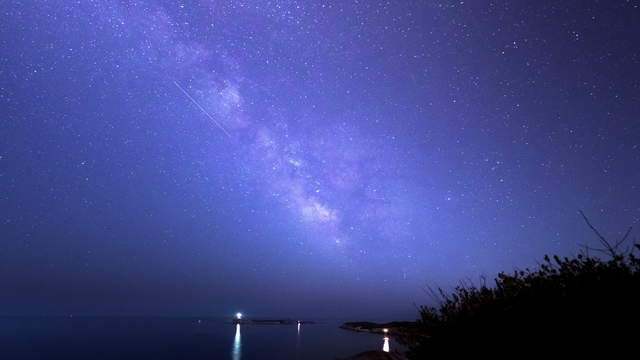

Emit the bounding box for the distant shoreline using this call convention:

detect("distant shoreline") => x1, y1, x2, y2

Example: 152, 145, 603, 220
231, 318, 315, 325
339, 321, 416, 335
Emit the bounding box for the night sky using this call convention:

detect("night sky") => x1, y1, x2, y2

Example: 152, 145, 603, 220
1, 1, 639, 319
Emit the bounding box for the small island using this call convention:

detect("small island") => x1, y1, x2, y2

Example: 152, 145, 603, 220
340, 321, 416, 335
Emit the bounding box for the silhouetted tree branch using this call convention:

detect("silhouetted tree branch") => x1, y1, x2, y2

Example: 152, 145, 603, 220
579, 210, 622, 257
406, 212, 640, 358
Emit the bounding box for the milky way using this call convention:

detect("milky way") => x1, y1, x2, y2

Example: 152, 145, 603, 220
123, 0, 418, 256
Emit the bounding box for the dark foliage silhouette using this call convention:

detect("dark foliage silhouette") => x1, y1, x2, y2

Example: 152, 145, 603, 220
404, 212, 640, 357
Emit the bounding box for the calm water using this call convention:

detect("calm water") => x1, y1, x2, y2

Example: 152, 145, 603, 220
0, 317, 398, 359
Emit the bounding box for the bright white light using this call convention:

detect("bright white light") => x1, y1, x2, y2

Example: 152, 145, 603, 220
236, 312, 242, 320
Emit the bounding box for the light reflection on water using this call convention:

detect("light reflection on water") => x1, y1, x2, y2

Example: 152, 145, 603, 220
296, 322, 301, 360
382, 336, 390, 353
0, 317, 398, 360
232, 324, 241, 360
229, 321, 392, 359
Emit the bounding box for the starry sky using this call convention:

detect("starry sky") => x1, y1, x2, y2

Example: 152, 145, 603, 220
1, 1, 639, 319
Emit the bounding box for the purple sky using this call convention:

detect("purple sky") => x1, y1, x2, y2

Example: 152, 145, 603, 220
1, 0, 639, 319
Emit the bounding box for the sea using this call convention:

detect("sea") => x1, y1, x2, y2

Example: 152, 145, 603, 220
0, 317, 399, 359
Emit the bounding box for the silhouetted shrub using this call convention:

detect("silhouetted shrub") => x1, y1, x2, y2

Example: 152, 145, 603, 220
404, 233, 640, 357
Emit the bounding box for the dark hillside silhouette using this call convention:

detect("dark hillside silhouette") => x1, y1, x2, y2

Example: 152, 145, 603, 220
404, 212, 640, 357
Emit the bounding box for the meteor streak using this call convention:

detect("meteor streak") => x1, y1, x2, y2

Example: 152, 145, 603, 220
173, 80, 232, 138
